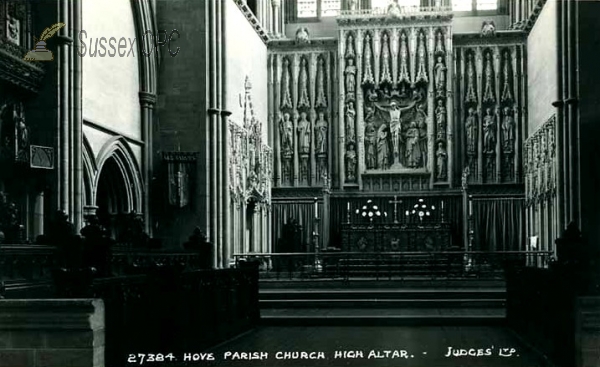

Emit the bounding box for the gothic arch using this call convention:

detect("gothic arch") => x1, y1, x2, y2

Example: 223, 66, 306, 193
82, 134, 96, 206
131, 0, 158, 95
94, 137, 143, 214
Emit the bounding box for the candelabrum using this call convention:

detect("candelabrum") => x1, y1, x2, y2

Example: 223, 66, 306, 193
465, 213, 475, 272
312, 216, 322, 272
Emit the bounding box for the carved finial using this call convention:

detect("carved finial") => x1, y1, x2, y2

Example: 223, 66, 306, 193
481, 20, 496, 37
461, 166, 470, 190
244, 76, 252, 91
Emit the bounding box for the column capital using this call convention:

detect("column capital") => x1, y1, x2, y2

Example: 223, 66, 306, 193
207, 108, 221, 115
139, 91, 157, 106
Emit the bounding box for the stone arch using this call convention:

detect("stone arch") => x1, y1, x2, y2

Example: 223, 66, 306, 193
94, 137, 143, 215
82, 134, 96, 207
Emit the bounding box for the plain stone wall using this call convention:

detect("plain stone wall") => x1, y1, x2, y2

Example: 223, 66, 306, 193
576, 297, 600, 367
0, 299, 105, 367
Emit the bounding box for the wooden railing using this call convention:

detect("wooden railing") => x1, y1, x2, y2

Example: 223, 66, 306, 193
233, 251, 554, 280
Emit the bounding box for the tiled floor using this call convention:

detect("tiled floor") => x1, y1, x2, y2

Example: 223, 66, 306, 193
189, 326, 549, 367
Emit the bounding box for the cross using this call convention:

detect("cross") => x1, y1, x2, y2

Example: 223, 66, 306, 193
388, 196, 403, 224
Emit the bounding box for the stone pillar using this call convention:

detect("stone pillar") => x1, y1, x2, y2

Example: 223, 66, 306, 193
73, 0, 83, 232
34, 192, 44, 237
140, 92, 156, 235
446, 27, 454, 187
57, 0, 72, 218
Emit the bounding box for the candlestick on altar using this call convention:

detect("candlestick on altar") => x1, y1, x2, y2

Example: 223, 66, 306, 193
388, 196, 403, 224
469, 197, 473, 216
441, 200, 445, 222
346, 202, 351, 224
314, 197, 318, 219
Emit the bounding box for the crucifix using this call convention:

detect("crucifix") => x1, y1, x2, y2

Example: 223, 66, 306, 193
389, 196, 403, 224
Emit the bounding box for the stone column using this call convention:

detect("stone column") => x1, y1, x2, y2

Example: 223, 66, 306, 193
553, 0, 565, 234
446, 27, 454, 187
476, 47, 483, 183
494, 46, 501, 183
57, 0, 72, 217
338, 30, 346, 187
140, 92, 156, 234
427, 28, 435, 187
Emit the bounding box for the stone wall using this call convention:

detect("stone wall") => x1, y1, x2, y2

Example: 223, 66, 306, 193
0, 299, 104, 367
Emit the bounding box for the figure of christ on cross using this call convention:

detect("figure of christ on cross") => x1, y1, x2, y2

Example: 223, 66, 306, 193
373, 100, 417, 168
388, 196, 403, 224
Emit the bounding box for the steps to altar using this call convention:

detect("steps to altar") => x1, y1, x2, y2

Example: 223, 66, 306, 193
259, 279, 506, 326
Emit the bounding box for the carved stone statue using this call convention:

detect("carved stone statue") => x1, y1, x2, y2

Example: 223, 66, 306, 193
297, 112, 311, 154
435, 100, 446, 140
434, 56, 447, 97
279, 113, 293, 156
346, 143, 357, 182
435, 30, 445, 54
377, 124, 389, 169
298, 58, 310, 108
501, 51, 513, 102
363, 33, 374, 84
346, 33, 355, 58
483, 108, 497, 153
345, 58, 356, 99
316, 57, 327, 107
374, 100, 417, 166
436, 142, 447, 180
465, 107, 477, 154
481, 20, 496, 37
417, 107, 428, 167
364, 108, 377, 169
380, 32, 392, 84
346, 101, 356, 142
281, 58, 293, 109
483, 53, 495, 103
295, 27, 310, 44
502, 107, 515, 152
405, 121, 421, 168
416, 32, 428, 83
465, 53, 477, 103
398, 32, 410, 84
315, 112, 328, 154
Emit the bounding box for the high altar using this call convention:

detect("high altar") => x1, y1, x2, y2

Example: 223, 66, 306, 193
268, 3, 526, 253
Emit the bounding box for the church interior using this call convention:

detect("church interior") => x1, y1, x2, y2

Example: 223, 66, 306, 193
0, 0, 599, 366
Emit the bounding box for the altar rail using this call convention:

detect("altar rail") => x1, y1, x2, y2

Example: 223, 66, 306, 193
234, 251, 553, 280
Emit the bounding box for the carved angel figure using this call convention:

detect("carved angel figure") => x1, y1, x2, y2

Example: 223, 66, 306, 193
363, 34, 374, 84
434, 56, 447, 97
345, 58, 357, 98
297, 112, 311, 154
298, 58, 310, 108
315, 112, 328, 154
483, 53, 495, 103
380, 32, 392, 84
502, 107, 515, 152
281, 58, 293, 109
465, 107, 477, 154
279, 113, 294, 156
436, 142, 448, 180
398, 32, 410, 84
483, 108, 497, 153
465, 53, 477, 103
415, 32, 428, 83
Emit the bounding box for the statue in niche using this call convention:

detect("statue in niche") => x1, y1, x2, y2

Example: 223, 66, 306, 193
501, 51, 513, 102
279, 112, 293, 156
315, 112, 328, 154
13, 105, 29, 162
348, 0, 358, 11
415, 32, 428, 83
436, 142, 447, 180
281, 58, 293, 109
346, 142, 357, 182
364, 107, 377, 169
465, 107, 477, 154
317, 158, 327, 181
435, 100, 446, 140
465, 53, 477, 103
346, 34, 355, 58
434, 56, 446, 97
345, 58, 356, 99
297, 112, 311, 154
373, 100, 417, 166
316, 58, 327, 108
380, 32, 392, 84
483, 108, 497, 153
398, 32, 410, 84
435, 31, 445, 54
502, 107, 515, 152
345, 101, 356, 142
416, 104, 428, 167
363, 34, 374, 84
298, 58, 310, 108
483, 53, 495, 103
377, 124, 390, 169
405, 121, 421, 168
